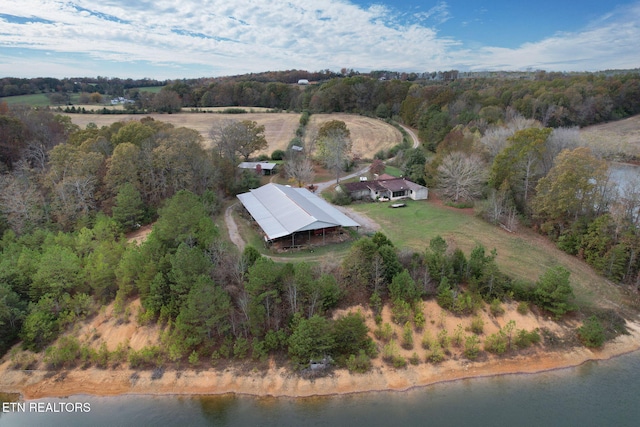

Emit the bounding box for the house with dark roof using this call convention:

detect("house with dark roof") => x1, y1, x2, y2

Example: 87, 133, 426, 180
237, 183, 359, 248
340, 176, 428, 201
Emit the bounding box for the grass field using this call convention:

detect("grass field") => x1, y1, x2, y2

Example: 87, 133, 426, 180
308, 114, 402, 160
350, 199, 628, 311
1, 93, 52, 106
581, 114, 640, 159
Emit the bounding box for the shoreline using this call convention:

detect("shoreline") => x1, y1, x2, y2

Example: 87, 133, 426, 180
2, 321, 640, 401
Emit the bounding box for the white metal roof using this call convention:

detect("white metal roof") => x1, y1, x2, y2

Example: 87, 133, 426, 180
237, 183, 359, 240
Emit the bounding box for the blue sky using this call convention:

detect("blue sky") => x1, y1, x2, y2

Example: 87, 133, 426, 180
0, 0, 639, 79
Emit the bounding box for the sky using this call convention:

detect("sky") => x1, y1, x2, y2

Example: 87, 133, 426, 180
0, 0, 639, 79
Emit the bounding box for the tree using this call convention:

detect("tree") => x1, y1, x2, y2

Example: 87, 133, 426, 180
288, 314, 334, 365
174, 276, 232, 348
315, 120, 352, 183
112, 183, 145, 232
489, 127, 552, 210
533, 147, 610, 230
437, 151, 488, 202
152, 89, 182, 113
210, 120, 268, 162
285, 155, 315, 188
534, 266, 575, 318
332, 312, 373, 357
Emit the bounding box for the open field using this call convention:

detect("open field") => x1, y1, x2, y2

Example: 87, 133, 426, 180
350, 199, 629, 311
581, 114, 640, 159
1, 93, 53, 106
307, 113, 402, 160
64, 112, 403, 158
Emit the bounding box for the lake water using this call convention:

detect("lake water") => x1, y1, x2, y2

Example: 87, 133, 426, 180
2, 350, 640, 427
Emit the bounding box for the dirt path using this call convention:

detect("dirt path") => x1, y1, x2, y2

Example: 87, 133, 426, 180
399, 124, 420, 148
225, 202, 246, 252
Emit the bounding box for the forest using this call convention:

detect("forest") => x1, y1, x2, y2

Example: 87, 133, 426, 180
0, 68, 639, 372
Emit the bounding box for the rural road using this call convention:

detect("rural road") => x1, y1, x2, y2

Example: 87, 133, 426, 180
399, 123, 420, 149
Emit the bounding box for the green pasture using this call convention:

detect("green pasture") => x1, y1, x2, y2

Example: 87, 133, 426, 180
1, 93, 52, 106
351, 199, 625, 309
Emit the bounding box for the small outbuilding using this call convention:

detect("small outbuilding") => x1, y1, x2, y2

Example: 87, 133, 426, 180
238, 161, 278, 175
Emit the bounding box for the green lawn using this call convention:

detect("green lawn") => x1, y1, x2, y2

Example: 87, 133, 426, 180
133, 86, 164, 93
1, 93, 52, 106
383, 165, 404, 177
351, 199, 626, 309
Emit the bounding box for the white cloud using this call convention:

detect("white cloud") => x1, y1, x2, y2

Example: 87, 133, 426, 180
0, 0, 638, 78
457, 3, 640, 72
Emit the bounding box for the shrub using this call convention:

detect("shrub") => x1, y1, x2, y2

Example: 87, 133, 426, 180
427, 345, 445, 363
44, 336, 81, 369
188, 350, 199, 366
271, 149, 286, 160
382, 340, 400, 365
437, 329, 450, 349
414, 309, 426, 331
470, 316, 485, 335
391, 299, 413, 325
464, 335, 481, 360
252, 340, 268, 362
401, 322, 414, 350
330, 190, 352, 206
421, 331, 434, 350
517, 301, 530, 315
346, 350, 372, 373
128, 346, 164, 369
484, 332, 508, 354
233, 337, 250, 359
490, 299, 505, 317
392, 356, 407, 369
374, 323, 394, 342
577, 316, 606, 348
514, 329, 541, 348
409, 352, 421, 365
452, 324, 464, 347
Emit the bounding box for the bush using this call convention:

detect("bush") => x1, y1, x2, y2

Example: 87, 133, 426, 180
577, 316, 606, 348
330, 190, 352, 206
437, 329, 450, 349
490, 299, 505, 317
517, 301, 529, 315
514, 329, 541, 348
346, 350, 372, 373
271, 149, 286, 160
427, 345, 445, 363
374, 323, 394, 342
44, 336, 81, 369
128, 346, 164, 369
414, 309, 426, 331
464, 335, 481, 360
401, 322, 414, 350
188, 350, 199, 366
484, 332, 508, 354
470, 316, 485, 335
233, 337, 250, 359
421, 331, 433, 350
409, 352, 421, 365
391, 299, 413, 325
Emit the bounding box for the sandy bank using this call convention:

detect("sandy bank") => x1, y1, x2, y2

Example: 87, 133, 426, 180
2, 319, 639, 401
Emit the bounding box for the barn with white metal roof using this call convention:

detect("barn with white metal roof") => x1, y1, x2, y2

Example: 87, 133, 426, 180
237, 183, 359, 247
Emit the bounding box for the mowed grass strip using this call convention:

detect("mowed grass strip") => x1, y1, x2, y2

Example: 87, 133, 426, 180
351, 199, 626, 309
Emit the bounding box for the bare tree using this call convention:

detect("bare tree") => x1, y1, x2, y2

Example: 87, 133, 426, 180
209, 120, 267, 162
285, 155, 315, 187
437, 152, 488, 202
